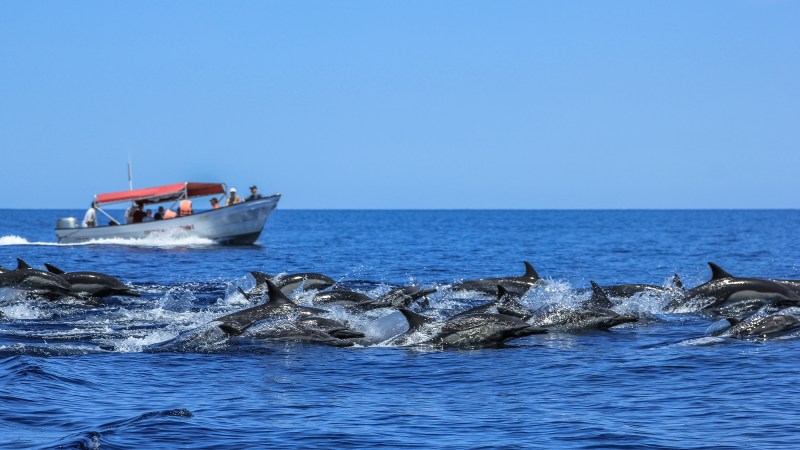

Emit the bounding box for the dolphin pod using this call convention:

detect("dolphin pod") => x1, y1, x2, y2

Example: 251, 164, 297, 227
4, 258, 800, 350
0, 258, 138, 301
0, 259, 80, 300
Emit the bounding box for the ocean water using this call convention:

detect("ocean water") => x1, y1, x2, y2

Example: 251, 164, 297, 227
1, 209, 799, 449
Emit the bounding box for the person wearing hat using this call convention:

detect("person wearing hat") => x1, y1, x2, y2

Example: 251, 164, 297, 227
227, 187, 244, 206
246, 185, 262, 202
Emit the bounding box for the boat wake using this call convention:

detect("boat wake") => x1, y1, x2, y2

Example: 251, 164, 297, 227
0, 234, 217, 248
0, 235, 42, 246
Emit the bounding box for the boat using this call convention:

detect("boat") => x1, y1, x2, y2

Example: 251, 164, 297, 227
55, 182, 281, 245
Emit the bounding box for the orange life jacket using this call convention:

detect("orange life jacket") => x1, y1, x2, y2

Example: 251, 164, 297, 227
179, 199, 193, 216
163, 209, 178, 219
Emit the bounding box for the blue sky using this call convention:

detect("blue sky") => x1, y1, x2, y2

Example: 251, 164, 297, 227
1, 1, 798, 209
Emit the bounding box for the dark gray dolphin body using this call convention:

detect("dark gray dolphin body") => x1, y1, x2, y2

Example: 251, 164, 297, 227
298, 316, 365, 339
374, 286, 436, 309
453, 285, 532, 320
312, 286, 435, 310
44, 263, 140, 298
665, 262, 800, 318
0, 259, 77, 299
766, 279, 800, 296
145, 321, 231, 353
312, 290, 373, 307
526, 282, 638, 331
387, 308, 547, 348
219, 280, 328, 336
695, 263, 800, 298
601, 274, 684, 298
248, 271, 336, 298
451, 261, 541, 297
232, 321, 355, 347
706, 306, 800, 340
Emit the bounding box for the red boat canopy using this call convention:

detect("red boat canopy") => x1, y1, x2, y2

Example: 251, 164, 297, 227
95, 182, 226, 206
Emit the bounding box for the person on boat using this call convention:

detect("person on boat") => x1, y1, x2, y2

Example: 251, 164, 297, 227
227, 188, 244, 206
154, 206, 165, 221
179, 198, 193, 216
82, 201, 97, 228
132, 204, 147, 223
143, 209, 154, 222
210, 198, 220, 210
163, 208, 178, 219
246, 185, 262, 202
125, 203, 137, 224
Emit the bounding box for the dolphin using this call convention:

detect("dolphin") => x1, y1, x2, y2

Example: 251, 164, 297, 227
298, 316, 365, 339
232, 320, 355, 347
145, 321, 231, 353
696, 263, 800, 297
312, 289, 373, 307
368, 286, 437, 309
0, 259, 78, 299
525, 282, 638, 331
312, 285, 435, 310
248, 271, 335, 298
219, 280, 328, 336
450, 261, 541, 297
387, 308, 547, 348
664, 262, 800, 318
601, 274, 684, 298
706, 306, 800, 340
43, 263, 140, 298
452, 285, 533, 320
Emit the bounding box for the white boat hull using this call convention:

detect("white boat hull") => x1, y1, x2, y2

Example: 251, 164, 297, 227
55, 195, 280, 245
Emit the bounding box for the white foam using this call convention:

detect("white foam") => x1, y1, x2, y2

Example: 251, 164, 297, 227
82, 234, 216, 247
0, 235, 38, 245
0, 303, 52, 320
0, 233, 215, 248
115, 331, 177, 353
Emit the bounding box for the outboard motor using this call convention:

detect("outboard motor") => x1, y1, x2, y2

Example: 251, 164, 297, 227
56, 217, 79, 229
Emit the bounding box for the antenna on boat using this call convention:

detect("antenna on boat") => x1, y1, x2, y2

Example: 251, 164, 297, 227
127, 155, 133, 191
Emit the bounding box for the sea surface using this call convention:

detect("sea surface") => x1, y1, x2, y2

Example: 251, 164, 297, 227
1, 209, 799, 449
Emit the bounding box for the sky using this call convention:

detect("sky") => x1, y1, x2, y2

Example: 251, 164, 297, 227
1, 1, 798, 209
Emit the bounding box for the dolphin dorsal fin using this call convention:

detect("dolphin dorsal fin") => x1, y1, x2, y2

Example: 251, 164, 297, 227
250, 271, 272, 287
496, 285, 509, 299
672, 274, 684, 290
587, 281, 614, 309
16, 258, 31, 270
44, 263, 65, 275
398, 308, 433, 331
265, 280, 295, 306
708, 262, 734, 280
523, 261, 539, 280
